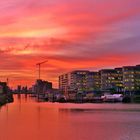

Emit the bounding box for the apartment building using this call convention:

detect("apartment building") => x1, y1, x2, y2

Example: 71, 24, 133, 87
100, 69, 123, 91
123, 65, 140, 92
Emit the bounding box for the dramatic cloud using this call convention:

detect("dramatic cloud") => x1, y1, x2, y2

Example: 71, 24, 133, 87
0, 0, 140, 88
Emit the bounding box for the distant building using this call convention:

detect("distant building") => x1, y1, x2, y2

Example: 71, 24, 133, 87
123, 65, 140, 92
86, 72, 101, 92
59, 73, 69, 95
115, 68, 123, 92
35, 79, 52, 94
100, 68, 123, 92
31, 85, 36, 93
17, 85, 21, 93
59, 70, 90, 97
59, 70, 101, 97
59, 64, 140, 95
22, 86, 28, 93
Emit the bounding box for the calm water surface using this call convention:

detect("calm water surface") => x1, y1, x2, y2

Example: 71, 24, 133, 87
0, 94, 140, 140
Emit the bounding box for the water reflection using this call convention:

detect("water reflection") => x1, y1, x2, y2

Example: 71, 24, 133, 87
0, 94, 140, 140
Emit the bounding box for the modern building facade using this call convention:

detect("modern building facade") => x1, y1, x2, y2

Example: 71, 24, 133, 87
100, 68, 123, 92
59, 64, 140, 95
59, 70, 89, 96
86, 72, 101, 92
59, 70, 101, 97
123, 65, 140, 92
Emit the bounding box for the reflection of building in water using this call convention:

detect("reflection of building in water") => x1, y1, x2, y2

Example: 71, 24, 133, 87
37, 105, 41, 130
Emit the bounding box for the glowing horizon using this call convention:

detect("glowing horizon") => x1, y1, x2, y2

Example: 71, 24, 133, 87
0, 0, 140, 88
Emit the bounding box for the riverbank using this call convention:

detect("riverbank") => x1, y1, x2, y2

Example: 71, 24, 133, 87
0, 94, 14, 106
35, 94, 140, 104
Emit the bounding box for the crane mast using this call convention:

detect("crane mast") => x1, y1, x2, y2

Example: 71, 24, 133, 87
36, 60, 48, 79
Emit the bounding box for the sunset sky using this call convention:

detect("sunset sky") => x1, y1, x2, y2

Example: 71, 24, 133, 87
0, 0, 140, 88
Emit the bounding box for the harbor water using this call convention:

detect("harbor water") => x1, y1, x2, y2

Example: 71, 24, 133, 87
0, 94, 140, 140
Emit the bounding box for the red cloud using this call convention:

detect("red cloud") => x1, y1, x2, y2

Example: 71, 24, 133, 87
0, 0, 140, 88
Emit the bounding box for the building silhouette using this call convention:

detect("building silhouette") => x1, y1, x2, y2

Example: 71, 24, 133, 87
34, 79, 52, 94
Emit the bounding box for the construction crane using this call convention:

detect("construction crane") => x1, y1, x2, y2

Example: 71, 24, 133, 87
7, 78, 9, 86
36, 60, 48, 80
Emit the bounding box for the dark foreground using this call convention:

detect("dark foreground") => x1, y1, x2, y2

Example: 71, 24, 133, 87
0, 94, 13, 106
